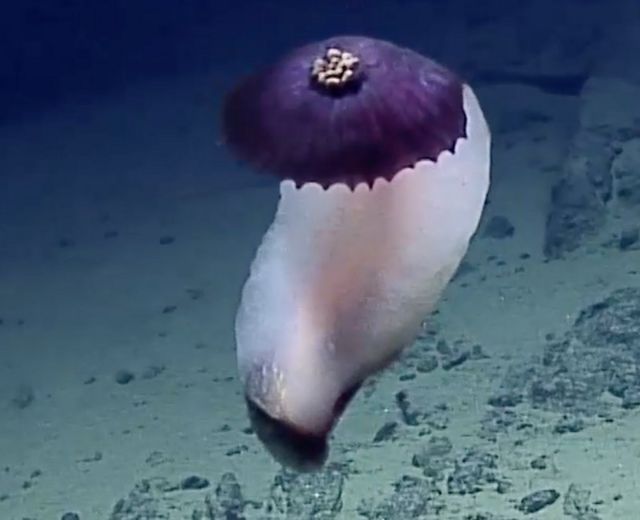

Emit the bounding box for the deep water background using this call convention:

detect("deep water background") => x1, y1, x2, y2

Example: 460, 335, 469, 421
0, 0, 497, 124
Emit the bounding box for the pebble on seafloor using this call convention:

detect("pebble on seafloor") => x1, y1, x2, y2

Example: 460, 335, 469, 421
517, 489, 560, 514
114, 369, 135, 385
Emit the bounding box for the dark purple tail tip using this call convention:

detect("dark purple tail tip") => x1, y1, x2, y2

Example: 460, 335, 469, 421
222, 35, 466, 189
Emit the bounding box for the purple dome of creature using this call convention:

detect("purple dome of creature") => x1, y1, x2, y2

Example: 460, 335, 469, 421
222, 35, 466, 188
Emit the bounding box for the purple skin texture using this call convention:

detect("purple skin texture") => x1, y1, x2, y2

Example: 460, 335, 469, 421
222, 35, 466, 189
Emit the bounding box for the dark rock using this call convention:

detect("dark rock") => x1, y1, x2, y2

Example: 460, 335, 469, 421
109, 478, 167, 519
422, 404, 451, 431
205, 472, 246, 519
463, 514, 516, 520
357, 475, 443, 519
441, 349, 470, 370
488, 392, 522, 408
372, 421, 398, 443
496, 480, 513, 494
436, 339, 452, 355
61, 514, 80, 520
395, 390, 420, 426
621, 389, 640, 409
159, 236, 175, 245
544, 175, 605, 258
497, 288, 640, 420
517, 489, 560, 514
563, 483, 601, 519
619, 227, 639, 250
225, 445, 248, 457
447, 449, 502, 495
483, 215, 515, 239
181, 475, 210, 490
411, 436, 453, 481
424, 436, 453, 457
267, 465, 344, 519
479, 403, 534, 442
416, 355, 438, 373
412, 452, 449, 482
554, 416, 585, 434
79, 451, 103, 463
530, 455, 547, 470
470, 344, 490, 359
544, 79, 640, 258
114, 370, 135, 385
613, 141, 640, 208
110, 474, 247, 520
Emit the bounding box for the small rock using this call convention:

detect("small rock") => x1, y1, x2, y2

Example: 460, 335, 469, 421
619, 227, 639, 250
212, 472, 246, 517
141, 365, 165, 380
114, 369, 135, 385
621, 389, 640, 409
180, 475, 210, 490
416, 356, 438, 373
496, 480, 512, 494
442, 350, 470, 370
483, 216, 515, 239
357, 475, 444, 518
373, 421, 398, 443
563, 483, 601, 519
470, 344, 489, 359
61, 513, 80, 520
530, 455, 547, 470
79, 451, 103, 463
447, 450, 500, 495
159, 236, 175, 245
435, 339, 451, 356
395, 391, 420, 426
554, 416, 585, 434
517, 489, 560, 514
488, 393, 522, 408
268, 466, 344, 517
425, 436, 453, 457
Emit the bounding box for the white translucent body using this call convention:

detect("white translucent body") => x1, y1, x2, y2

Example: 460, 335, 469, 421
235, 85, 491, 435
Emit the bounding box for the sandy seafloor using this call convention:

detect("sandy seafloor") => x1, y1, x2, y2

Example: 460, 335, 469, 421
1, 69, 639, 520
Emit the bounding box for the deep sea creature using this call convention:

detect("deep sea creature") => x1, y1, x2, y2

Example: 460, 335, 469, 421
222, 35, 491, 471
